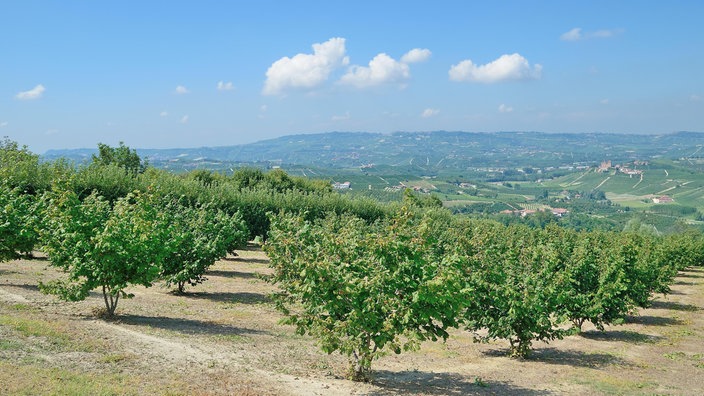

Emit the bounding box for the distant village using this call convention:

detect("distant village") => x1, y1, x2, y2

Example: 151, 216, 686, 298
597, 160, 648, 176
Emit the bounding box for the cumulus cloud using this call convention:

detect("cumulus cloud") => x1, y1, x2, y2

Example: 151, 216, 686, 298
0, 121, 8, 128
401, 48, 431, 64
175, 85, 189, 94
421, 108, 439, 118
339, 53, 411, 88
263, 37, 349, 96
217, 81, 234, 91
449, 53, 542, 83
498, 104, 514, 113
600, 99, 610, 105
16, 84, 45, 100
180, 115, 189, 124
561, 27, 623, 41
160, 111, 169, 117
690, 94, 701, 102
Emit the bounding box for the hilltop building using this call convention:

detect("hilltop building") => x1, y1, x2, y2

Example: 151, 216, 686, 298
652, 196, 674, 203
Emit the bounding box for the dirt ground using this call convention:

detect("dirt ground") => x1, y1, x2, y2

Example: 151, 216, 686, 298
1, 246, 703, 395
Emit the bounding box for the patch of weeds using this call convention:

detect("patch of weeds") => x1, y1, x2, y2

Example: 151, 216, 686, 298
664, 351, 687, 361
474, 377, 488, 388
0, 338, 23, 351
0, 361, 160, 396
8, 303, 37, 312
0, 315, 71, 347
0, 315, 100, 353
574, 374, 657, 394
98, 353, 132, 364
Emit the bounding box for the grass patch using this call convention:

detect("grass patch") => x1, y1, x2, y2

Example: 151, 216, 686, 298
97, 353, 133, 364
0, 338, 23, 351
0, 361, 175, 396
664, 351, 687, 360
8, 303, 38, 313
0, 315, 102, 352
574, 373, 657, 394
0, 315, 72, 347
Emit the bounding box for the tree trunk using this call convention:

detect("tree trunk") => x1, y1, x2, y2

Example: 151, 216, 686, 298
102, 285, 119, 317
348, 350, 373, 382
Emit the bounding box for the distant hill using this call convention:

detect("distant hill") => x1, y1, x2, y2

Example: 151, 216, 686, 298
42, 131, 704, 172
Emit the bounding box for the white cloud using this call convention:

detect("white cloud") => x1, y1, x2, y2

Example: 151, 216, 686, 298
600, 98, 610, 105
160, 111, 169, 117
591, 29, 617, 39
498, 104, 514, 113
561, 27, 623, 41
421, 108, 439, 118
0, 122, 8, 128
449, 53, 542, 83
339, 53, 410, 88
560, 28, 582, 41
16, 84, 45, 100
217, 81, 234, 91
45, 129, 58, 135
332, 111, 350, 121
175, 85, 189, 94
180, 115, 189, 124
690, 94, 701, 102
263, 37, 349, 96
401, 48, 431, 64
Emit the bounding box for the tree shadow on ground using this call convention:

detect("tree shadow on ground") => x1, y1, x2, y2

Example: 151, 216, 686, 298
3, 283, 41, 293
673, 280, 696, 286
650, 300, 701, 312
624, 315, 683, 326
481, 347, 629, 369
579, 329, 662, 344
182, 291, 270, 305
370, 370, 549, 395
0, 269, 18, 276
222, 256, 270, 265
109, 314, 268, 337
676, 272, 703, 279
205, 269, 260, 279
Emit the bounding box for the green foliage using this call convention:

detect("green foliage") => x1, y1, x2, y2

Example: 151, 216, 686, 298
92, 142, 148, 175
402, 188, 443, 208
40, 188, 170, 316
158, 200, 248, 293
555, 230, 633, 331
265, 209, 463, 381
461, 223, 570, 357
0, 138, 55, 194
74, 163, 140, 202
0, 185, 42, 260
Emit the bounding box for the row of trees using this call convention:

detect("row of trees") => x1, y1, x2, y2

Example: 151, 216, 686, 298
2, 181, 249, 316
265, 208, 704, 381
0, 139, 388, 315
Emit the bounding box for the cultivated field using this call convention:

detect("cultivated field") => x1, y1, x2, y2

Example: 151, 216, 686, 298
1, 247, 703, 395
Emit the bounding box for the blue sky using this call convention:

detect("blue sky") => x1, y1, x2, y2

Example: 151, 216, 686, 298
2, 1, 703, 153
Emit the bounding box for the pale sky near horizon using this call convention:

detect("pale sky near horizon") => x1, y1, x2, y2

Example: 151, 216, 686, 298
1, 1, 703, 153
